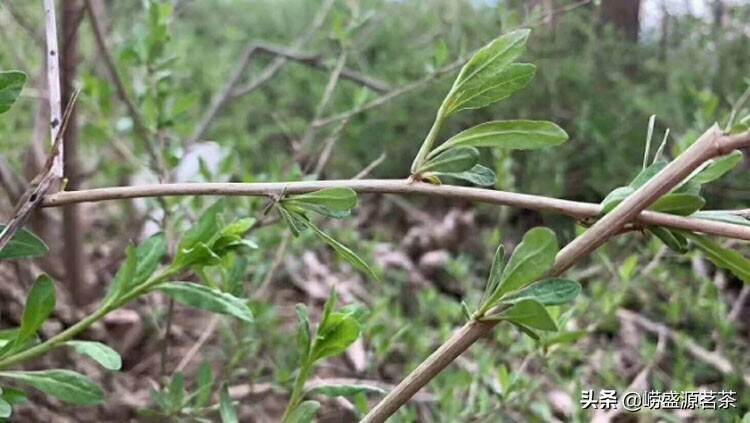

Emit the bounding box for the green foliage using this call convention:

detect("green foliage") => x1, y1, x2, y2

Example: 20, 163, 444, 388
278, 189, 378, 279
154, 282, 254, 322
0, 275, 56, 357
410, 28, 569, 187
0, 226, 49, 261
0, 369, 103, 406
0, 71, 26, 114
474, 228, 579, 340
282, 289, 366, 422
219, 385, 239, 423
442, 29, 532, 116
65, 341, 122, 371
429, 120, 568, 157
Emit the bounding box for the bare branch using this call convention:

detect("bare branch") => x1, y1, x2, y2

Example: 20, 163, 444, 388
188, 0, 337, 145
44, 0, 63, 178
39, 177, 750, 243
618, 308, 750, 387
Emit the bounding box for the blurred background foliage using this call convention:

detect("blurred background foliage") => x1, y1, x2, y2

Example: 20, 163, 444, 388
1, 0, 749, 421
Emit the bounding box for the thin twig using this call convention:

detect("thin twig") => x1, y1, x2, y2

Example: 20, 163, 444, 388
361, 125, 743, 421
249, 43, 389, 93
38, 136, 750, 242
188, 0, 336, 145
84, 0, 163, 175
44, 0, 63, 178
617, 308, 750, 387
4, 1, 45, 47
353, 153, 387, 180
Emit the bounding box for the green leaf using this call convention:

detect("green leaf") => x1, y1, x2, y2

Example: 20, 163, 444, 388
682, 232, 750, 283
219, 385, 238, 423
172, 242, 222, 269
418, 147, 479, 173
311, 311, 361, 362
195, 361, 214, 408
283, 188, 358, 218
445, 63, 535, 115
0, 71, 26, 114
692, 150, 743, 184
502, 278, 581, 306
212, 218, 258, 255
649, 194, 706, 215
14, 275, 55, 352
430, 120, 568, 157
295, 304, 312, 361
429, 164, 496, 186
508, 320, 540, 340
308, 383, 386, 398
0, 396, 10, 418
601, 186, 634, 214
649, 227, 688, 253
168, 372, 185, 410
0, 369, 104, 405
443, 30, 530, 116
156, 282, 253, 322
177, 201, 224, 256
0, 226, 48, 260
278, 205, 306, 237
692, 210, 750, 227
487, 227, 558, 309
134, 233, 167, 285
285, 400, 320, 423
304, 219, 379, 281
106, 245, 138, 302
65, 341, 122, 371
482, 244, 506, 306
499, 299, 557, 331
1, 387, 27, 406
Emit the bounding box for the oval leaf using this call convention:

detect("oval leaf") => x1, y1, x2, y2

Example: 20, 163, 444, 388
428, 164, 496, 187
649, 193, 705, 215
495, 227, 558, 300
502, 278, 581, 306
499, 299, 557, 331
15, 275, 56, 350
446, 29, 530, 116
0, 71, 27, 114
419, 147, 479, 174
0, 369, 104, 406
0, 226, 48, 260
431, 120, 568, 157
283, 188, 358, 218
446, 63, 535, 115
66, 341, 122, 371
682, 232, 750, 283
692, 150, 743, 184
155, 282, 253, 322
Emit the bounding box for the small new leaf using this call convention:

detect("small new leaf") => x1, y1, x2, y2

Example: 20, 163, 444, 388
427, 164, 496, 187
418, 147, 479, 174
443, 30, 530, 116
283, 188, 358, 218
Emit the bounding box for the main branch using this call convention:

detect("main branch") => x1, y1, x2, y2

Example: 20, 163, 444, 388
362, 125, 749, 421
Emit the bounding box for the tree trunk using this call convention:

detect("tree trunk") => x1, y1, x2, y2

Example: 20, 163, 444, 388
601, 0, 641, 42
61, 0, 89, 306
